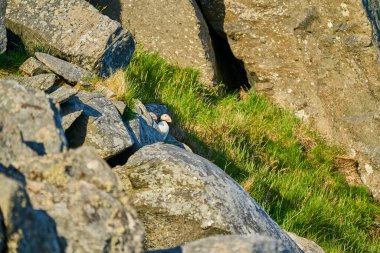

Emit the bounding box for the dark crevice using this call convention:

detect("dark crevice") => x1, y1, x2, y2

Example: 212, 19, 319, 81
195, 1, 251, 91
363, 0, 380, 47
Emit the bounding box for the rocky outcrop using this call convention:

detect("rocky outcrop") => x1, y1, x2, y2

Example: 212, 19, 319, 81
149, 235, 292, 253
0, 172, 62, 253
6, 0, 135, 77
65, 92, 134, 159
6, 146, 144, 253
0, 0, 6, 53
114, 143, 302, 252
88, 0, 219, 85
197, 0, 380, 199
0, 79, 67, 166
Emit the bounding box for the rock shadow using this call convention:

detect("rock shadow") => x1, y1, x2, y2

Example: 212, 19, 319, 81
87, 0, 122, 22
194, 0, 250, 90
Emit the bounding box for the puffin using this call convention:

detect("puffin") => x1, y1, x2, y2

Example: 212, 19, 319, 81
157, 114, 172, 139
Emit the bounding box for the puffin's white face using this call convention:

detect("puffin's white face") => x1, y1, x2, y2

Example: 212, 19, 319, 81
160, 114, 172, 123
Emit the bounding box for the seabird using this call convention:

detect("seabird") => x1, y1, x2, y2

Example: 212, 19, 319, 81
157, 114, 172, 139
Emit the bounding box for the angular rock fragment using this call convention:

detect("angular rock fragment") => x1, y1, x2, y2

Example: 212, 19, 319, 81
65, 92, 134, 159
0, 79, 67, 161
36, 53, 91, 84
10, 147, 144, 253
115, 143, 302, 252
113, 100, 127, 115
19, 57, 51, 76
48, 84, 78, 104
148, 235, 291, 253
0, 172, 62, 253
6, 0, 135, 77
60, 99, 84, 131
0, 0, 6, 53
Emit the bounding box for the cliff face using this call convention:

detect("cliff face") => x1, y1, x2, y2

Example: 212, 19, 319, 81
198, 0, 380, 199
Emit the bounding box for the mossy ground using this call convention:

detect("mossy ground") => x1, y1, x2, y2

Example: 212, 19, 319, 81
1, 47, 379, 252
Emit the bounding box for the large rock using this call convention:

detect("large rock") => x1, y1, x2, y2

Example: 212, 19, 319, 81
88, 0, 219, 85
287, 233, 324, 253
114, 143, 302, 252
8, 146, 144, 253
65, 92, 134, 159
0, 172, 62, 253
197, 0, 380, 199
0, 0, 6, 53
0, 79, 67, 166
6, 0, 135, 77
149, 235, 292, 253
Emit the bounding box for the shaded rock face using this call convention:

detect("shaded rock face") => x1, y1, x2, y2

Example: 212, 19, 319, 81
6, 146, 144, 253
149, 235, 291, 253
197, 0, 380, 199
0, 172, 62, 253
0, 79, 67, 166
6, 0, 135, 77
0, 0, 6, 53
65, 92, 134, 159
88, 0, 219, 85
114, 143, 302, 252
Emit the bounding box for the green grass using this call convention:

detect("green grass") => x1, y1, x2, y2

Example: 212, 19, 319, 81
0, 46, 29, 77
122, 47, 380, 253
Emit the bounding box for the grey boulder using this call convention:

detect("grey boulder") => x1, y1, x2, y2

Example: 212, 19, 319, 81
0, 79, 67, 165
10, 146, 144, 253
65, 92, 134, 159
0, 172, 62, 253
19, 57, 51, 76
35, 53, 91, 84
0, 0, 6, 53
6, 0, 135, 77
114, 143, 302, 252
148, 235, 291, 253
60, 99, 84, 131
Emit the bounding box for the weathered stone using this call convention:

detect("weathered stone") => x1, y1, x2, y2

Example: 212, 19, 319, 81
19, 57, 51, 76
113, 100, 127, 115
48, 84, 78, 104
65, 92, 134, 159
60, 99, 84, 131
35, 53, 91, 84
1, 74, 57, 91
114, 143, 302, 251
287, 233, 324, 253
0, 172, 62, 253
197, 0, 380, 199
88, 0, 218, 85
6, 0, 135, 77
148, 235, 291, 253
95, 84, 116, 99
0, 0, 6, 53
9, 147, 144, 253
0, 79, 67, 162
0, 118, 38, 167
